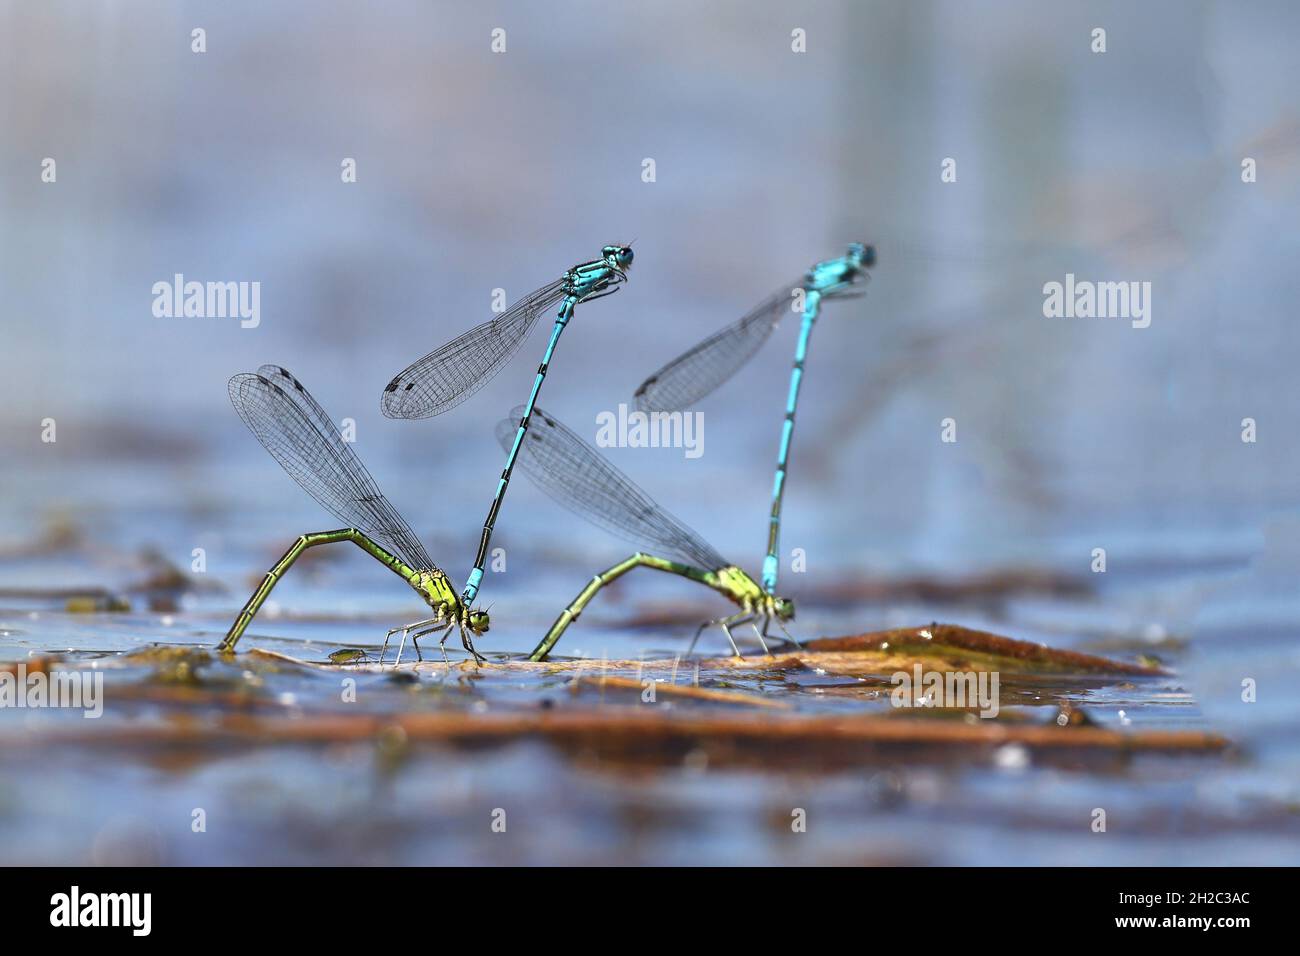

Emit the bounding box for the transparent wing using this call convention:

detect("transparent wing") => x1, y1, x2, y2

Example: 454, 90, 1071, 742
231, 365, 436, 573
382, 279, 568, 419
497, 405, 728, 571
634, 282, 799, 412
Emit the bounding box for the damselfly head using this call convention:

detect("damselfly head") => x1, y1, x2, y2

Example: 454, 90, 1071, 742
602, 244, 634, 271
849, 242, 876, 268
772, 596, 795, 621
467, 608, 490, 635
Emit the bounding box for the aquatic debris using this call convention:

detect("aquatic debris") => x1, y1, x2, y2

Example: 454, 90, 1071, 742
808, 624, 1166, 675
5, 710, 1229, 772
0, 587, 130, 612
569, 674, 791, 709
0, 654, 62, 676
0, 619, 1223, 776
1054, 702, 1096, 727
123, 645, 215, 686
65, 593, 132, 613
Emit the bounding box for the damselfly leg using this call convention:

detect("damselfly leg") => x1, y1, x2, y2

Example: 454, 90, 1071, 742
750, 614, 802, 652
574, 285, 622, 304
375, 613, 491, 667
459, 627, 487, 665
415, 622, 459, 665
687, 611, 758, 658
773, 615, 803, 650
380, 615, 442, 666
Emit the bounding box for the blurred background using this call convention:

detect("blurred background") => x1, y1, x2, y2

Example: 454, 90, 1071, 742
1, 0, 1298, 865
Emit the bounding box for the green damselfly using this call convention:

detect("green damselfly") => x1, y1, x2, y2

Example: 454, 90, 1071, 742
635, 243, 873, 596
496, 406, 795, 662
219, 366, 489, 664
381, 245, 634, 610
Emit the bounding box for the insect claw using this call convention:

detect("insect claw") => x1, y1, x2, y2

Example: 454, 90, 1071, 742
775, 616, 803, 649
460, 627, 487, 666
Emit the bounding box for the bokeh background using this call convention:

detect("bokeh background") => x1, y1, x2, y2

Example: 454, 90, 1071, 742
1, 0, 1298, 865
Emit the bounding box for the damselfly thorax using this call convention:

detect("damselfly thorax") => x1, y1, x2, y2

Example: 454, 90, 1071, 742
710, 565, 795, 619
805, 242, 875, 296
563, 245, 634, 302
406, 568, 487, 631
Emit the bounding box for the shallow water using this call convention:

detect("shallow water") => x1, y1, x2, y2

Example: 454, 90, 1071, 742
1, 466, 1296, 866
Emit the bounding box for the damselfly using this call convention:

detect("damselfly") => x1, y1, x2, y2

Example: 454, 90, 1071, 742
635, 243, 873, 596
382, 245, 634, 609
218, 365, 489, 664
497, 406, 794, 662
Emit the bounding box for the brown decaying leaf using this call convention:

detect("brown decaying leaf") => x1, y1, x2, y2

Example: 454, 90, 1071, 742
806, 624, 1166, 675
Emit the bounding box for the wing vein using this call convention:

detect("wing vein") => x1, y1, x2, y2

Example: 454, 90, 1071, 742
231, 366, 436, 573
497, 406, 728, 571
634, 282, 799, 411
382, 279, 567, 419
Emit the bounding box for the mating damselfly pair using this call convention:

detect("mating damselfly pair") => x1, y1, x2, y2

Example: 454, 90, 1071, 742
217, 241, 873, 665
